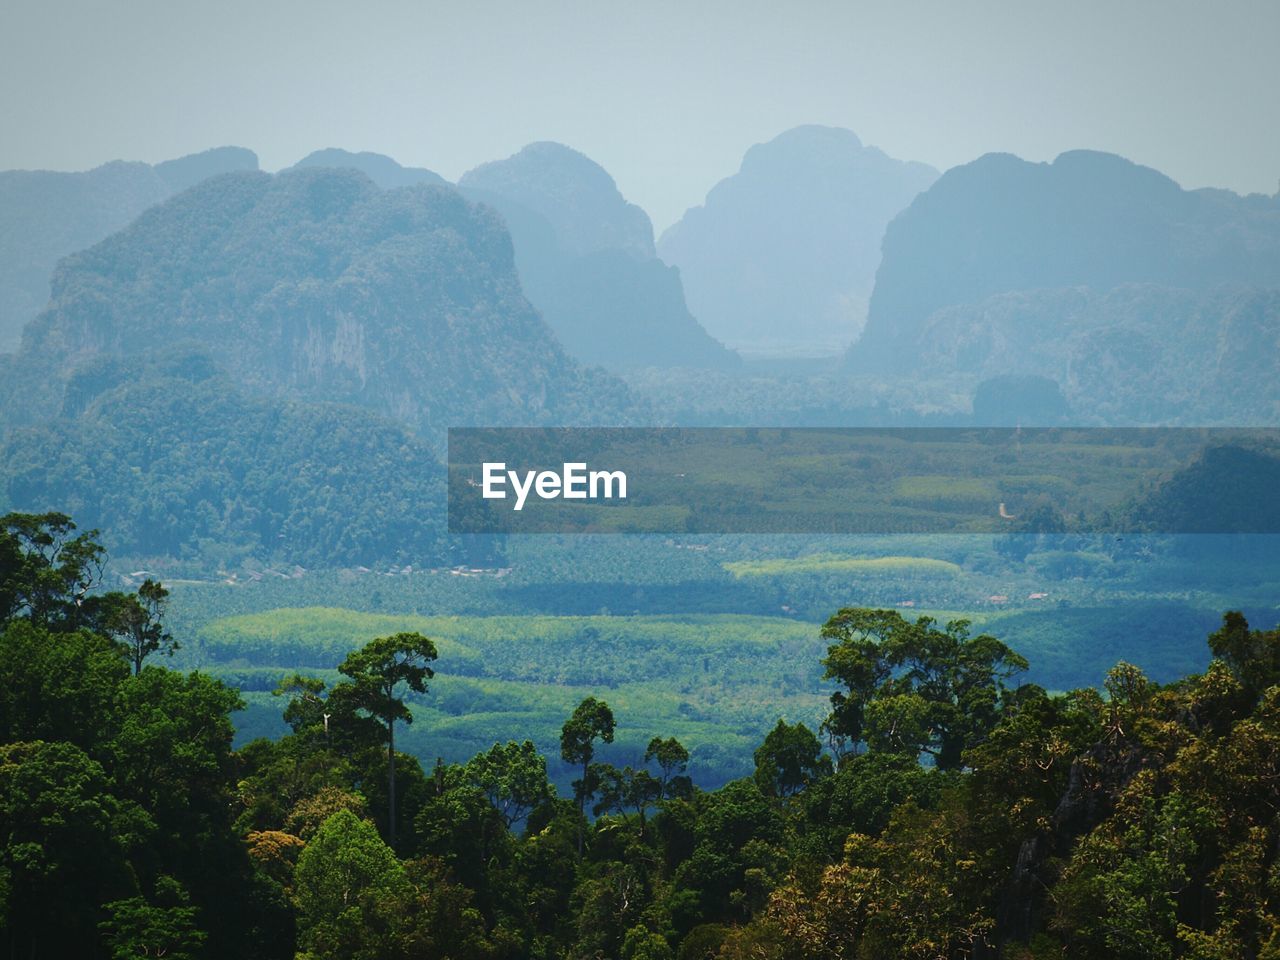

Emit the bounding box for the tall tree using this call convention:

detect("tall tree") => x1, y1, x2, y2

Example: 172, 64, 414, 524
753, 719, 830, 799
821, 607, 1027, 770
464, 739, 554, 831
336, 632, 438, 850
560, 696, 615, 854
645, 736, 692, 801
293, 808, 413, 960
0, 511, 104, 629
96, 578, 177, 675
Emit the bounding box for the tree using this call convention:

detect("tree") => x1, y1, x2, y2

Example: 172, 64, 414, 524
592, 763, 663, 835
645, 736, 692, 800
0, 740, 134, 956
100, 883, 207, 960
285, 786, 370, 841
560, 696, 615, 853
464, 739, 554, 831
336, 632, 438, 850
0, 511, 104, 629
820, 608, 1027, 770
414, 761, 509, 896
293, 809, 413, 960
818, 608, 899, 754
1208, 611, 1280, 699
95, 578, 177, 675
273, 673, 329, 736
0, 619, 130, 750
753, 719, 830, 799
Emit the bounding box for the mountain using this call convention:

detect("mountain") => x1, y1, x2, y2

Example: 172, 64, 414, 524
0, 146, 258, 351
1133, 442, 1280, 534
2, 167, 635, 435
1, 348, 452, 566
848, 150, 1280, 374
658, 126, 937, 357
461, 141, 653, 259
152, 146, 260, 192
287, 148, 448, 188
927, 286, 1280, 424
460, 143, 737, 370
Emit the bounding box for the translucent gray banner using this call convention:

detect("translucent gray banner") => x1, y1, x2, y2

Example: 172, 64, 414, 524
447, 427, 1280, 534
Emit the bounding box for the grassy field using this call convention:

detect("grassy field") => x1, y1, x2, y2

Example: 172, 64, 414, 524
164, 532, 1280, 788
192, 599, 1243, 788
198, 607, 830, 786
723, 553, 963, 579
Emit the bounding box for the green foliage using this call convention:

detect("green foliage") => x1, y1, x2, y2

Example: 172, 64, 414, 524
0, 511, 104, 629
335, 632, 439, 849
562, 696, 616, 851
97, 577, 177, 674
7, 510, 1280, 959
100, 887, 207, 960
0, 519, 291, 959
465, 740, 555, 830
0, 740, 134, 953
820, 607, 1028, 769
294, 809, 413, 960
752, 719, 830, 799
2, 368, 452, 567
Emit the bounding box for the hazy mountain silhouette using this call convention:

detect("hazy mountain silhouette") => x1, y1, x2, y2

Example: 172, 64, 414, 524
3, 168, 635, 435
848, 150, 1280, 374
659, 126, 937, 357
462, 141, 654, 259
153, 146, 260, 191
0, 146, 258, 351
288, 148, 448, 188
460, 143, 737, 370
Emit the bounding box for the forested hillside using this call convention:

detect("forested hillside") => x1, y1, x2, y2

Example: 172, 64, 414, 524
0, 350, 456, 567
5, 512, 1280, 959
0, 146, 257, 351
2, 167, 635, 434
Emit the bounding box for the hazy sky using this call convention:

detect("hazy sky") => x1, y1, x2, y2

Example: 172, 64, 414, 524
2, 0, 1277, 231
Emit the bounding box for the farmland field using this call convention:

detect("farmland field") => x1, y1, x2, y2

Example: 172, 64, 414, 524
165, 532, 1280, 789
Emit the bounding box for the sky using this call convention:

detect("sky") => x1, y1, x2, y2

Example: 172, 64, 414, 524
2, 0, 1277, 232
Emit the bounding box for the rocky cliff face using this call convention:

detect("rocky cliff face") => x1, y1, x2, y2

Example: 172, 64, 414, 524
922, 285, 1280, 423
462, 141, 655, 260
461, 143, 737, 371
4, 167, 635, 435
848, 150, 1280, 376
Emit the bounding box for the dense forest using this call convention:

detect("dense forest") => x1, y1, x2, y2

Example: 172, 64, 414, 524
5, 510, 1280, 959
0, 348, 457, 567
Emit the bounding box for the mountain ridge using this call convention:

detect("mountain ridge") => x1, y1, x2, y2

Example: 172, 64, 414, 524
848, 148, 1280, 373
0, 146, 259, 351
659, 125, 938, 356
4, 167, 637, 435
